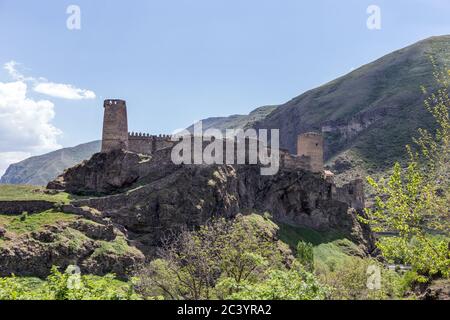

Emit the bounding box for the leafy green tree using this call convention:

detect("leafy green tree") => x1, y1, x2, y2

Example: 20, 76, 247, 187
364, 59, 450, 278
134, 214, 326, 300
320, 258, 406, 300
218, 262, 328, 300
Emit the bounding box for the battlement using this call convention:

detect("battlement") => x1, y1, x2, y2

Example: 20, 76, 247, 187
128, 132, 173, 139
127, 132, 174, 154
104, 99, 126, 107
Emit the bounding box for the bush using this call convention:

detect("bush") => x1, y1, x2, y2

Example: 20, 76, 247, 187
296, 241, 314, 272
134, 214, 327, 300
0, 266, 139, 300
20, 212, 28, 222
320, 258, 408, 300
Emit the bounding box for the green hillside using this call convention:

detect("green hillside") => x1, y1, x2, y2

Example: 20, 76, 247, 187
253, 36, 450, 180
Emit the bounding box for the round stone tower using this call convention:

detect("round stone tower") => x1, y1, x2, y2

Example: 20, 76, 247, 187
297, 132, 324, 173
101, 99, 129, 153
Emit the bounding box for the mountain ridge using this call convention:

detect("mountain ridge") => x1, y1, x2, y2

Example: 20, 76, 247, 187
0, 141, 101, 186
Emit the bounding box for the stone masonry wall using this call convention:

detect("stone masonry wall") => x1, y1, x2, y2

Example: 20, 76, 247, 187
128, 133, 174, 155
0, 201, 55, 215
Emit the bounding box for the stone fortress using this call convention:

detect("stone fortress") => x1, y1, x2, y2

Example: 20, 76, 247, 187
102, 99, 174, 155
102, 99, 324, 173
100, 99, 364, 209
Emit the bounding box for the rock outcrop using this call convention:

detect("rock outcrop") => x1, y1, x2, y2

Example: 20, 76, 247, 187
48, 148, 375, 257
0, 219, 144, 279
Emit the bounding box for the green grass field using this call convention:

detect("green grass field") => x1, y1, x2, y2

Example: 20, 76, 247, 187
0, 185, 72, 203
0, 210, 78, 236
277, 222, 364, 272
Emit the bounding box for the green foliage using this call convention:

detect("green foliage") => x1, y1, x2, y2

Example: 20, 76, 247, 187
0, 210, 78, 235
218, 262, 328, 300
92, 236, 142, 258
277, 222, 362, 274
134, 214, 326, 300
320, 258, 407, 300
377, 236, 449, 277
365, 59, 450, 279
0, 266, 139, 300
20, 211, 28, 222
296, 241, 314, 272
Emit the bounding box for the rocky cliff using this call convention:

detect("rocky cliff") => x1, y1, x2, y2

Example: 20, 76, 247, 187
48, 147, 375, 258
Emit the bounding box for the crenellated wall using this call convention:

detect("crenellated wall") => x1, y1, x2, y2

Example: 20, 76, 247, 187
128, 132, 175, 155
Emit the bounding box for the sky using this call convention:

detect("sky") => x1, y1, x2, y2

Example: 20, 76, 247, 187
1, 0, 450, 175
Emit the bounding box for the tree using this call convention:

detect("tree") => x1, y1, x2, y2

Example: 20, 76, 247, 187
364, 58, 450, 278
134, 214, 327, 300
220, 262, 328, 300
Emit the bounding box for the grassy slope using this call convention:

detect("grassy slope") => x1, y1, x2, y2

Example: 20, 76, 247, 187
0, 185, 72, 203
277, 222, 364, 272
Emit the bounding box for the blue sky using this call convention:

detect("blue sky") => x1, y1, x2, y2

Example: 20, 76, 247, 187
1, 0, 450, 173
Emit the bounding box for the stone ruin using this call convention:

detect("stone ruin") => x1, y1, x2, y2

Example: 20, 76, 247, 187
100, 99, 365, 210
101, 99, 173, 155
102, 99, 323, 172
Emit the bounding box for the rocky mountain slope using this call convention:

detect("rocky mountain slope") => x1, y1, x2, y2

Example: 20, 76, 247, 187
186, 105, 278, 132
0, 141, 101, 186
253, 36, 450, 178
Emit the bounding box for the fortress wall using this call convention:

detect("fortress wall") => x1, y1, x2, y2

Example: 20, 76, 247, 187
128, 133, 175, 155
280, 152, 312, 171
0, 200, 55, 215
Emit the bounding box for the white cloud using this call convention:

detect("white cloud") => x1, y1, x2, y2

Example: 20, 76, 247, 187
4, 60, 96, 100
0, 60, 96, 178
0, 81, 62, 154
34, 82, 96, 100
0, 77, 63, 178
4, 61, 32, 81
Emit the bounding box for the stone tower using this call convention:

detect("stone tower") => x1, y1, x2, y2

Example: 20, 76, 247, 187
297, 132, 324, 173
101, 99, 129, 153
